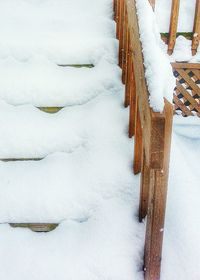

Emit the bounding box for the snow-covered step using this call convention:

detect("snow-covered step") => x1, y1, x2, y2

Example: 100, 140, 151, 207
0, 93, 136, 223
0, 0, 117, 64
0, 74, 122, 160
0, 104, 85, 159
0, 57, 121, 107
0, 200, 144, 280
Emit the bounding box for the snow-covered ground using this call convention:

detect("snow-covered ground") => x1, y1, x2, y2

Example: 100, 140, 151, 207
0, 0, 145, 280
0, 0, 200, 280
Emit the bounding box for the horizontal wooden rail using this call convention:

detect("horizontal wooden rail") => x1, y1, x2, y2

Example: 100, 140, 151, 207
114, 0, 173, 279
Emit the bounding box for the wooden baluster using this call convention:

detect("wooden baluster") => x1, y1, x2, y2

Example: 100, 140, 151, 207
192, 0, 200, 55
129, 59, 136, 137
124, 31, 131, 107
139, 148, 151, 222
168, 0, 180, 55
133, 98, 142, 174
122, 7, 128, 84
118, 0, 125, 67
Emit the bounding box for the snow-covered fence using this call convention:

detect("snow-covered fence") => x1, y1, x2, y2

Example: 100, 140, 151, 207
114, 0, 173, 279
167, 0, 200, 55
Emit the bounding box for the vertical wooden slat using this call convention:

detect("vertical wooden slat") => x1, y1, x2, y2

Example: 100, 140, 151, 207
139, 149, 151, 222
144, 101, 173, 280
168, 0, 180, 55
116, 0, 121, 39
192, 0, 200, 55
129, 60, 136, 137
124, 31, 131, 107
122, 8, 129, 84
133, 99, 142, 175
118, 0, 125, 67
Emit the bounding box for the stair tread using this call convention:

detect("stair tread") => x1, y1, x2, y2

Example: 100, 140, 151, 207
0, 0, 116, 63
0, 93, 134, 223
0, 58, 120, 107
0, 198, 141, 280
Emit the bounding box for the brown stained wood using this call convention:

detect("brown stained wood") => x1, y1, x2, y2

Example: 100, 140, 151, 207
115, 0, 119, 38
168, 0, 180, 55
10, 223, 58, 232
133, 100, 142, 175
176, 81, 200, 108
121, 1, 174, 278
148, 0, 155, 10
177, 69, 200, 94
129, 60, 136, 137
171, 62, 200, 69
192, 0, 200, 55
124, 31, 131, 107
144, 100, 173, 280
122, 10, 129, 84
173, 94, 194, 116
172, 63, 200, 116
139, 149, 151, 222
118, 0, 125, 67
114, 0, 117, 21
126, 0, 152, 153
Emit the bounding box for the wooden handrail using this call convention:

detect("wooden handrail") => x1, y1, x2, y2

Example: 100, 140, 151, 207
114, 0, 173, 279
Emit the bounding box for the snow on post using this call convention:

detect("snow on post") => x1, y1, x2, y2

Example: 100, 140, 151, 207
135, 0, 176, 112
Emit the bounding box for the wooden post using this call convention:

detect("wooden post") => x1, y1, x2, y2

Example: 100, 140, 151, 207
133, 99, 142, 175
144, 101, 173, 280
192, 0, 200, 55
168, 0, 180, 55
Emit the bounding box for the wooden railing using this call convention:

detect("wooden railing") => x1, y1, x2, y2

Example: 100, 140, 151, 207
168, 0, 200, 55
114, 0, 173, 279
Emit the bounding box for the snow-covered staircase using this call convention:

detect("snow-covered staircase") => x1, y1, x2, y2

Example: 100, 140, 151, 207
0, 1, 144, 279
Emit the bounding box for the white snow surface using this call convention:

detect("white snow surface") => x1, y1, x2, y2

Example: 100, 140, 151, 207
0, 1, 145, 280
136, 0, 175, 112
170, 35, 200, 63
155, 0, 196, 33
162, 117, 200, 280
0, 0, 200, 280
0, 0, 117, 64
0, 57, 121, 106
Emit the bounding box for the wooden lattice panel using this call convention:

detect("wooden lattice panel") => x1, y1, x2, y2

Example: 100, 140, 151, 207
171, 63, 200, 117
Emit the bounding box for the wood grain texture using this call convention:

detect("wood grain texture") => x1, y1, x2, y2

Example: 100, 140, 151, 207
192, 0, 200, 55
168, 0, 180, 54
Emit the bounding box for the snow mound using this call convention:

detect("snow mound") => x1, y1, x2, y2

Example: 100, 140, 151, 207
0, 57, 122, 106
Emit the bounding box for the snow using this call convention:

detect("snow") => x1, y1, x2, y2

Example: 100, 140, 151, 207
169, 36, 200, 63
162, 118, 200, 280
136, 0, 176, 112
0, 0, 200, 279
0, 0, 117, 64
155, 0, 196, 33
0, 200, 144, 280
0, 57, 121, 106
0, 1, 145, 279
